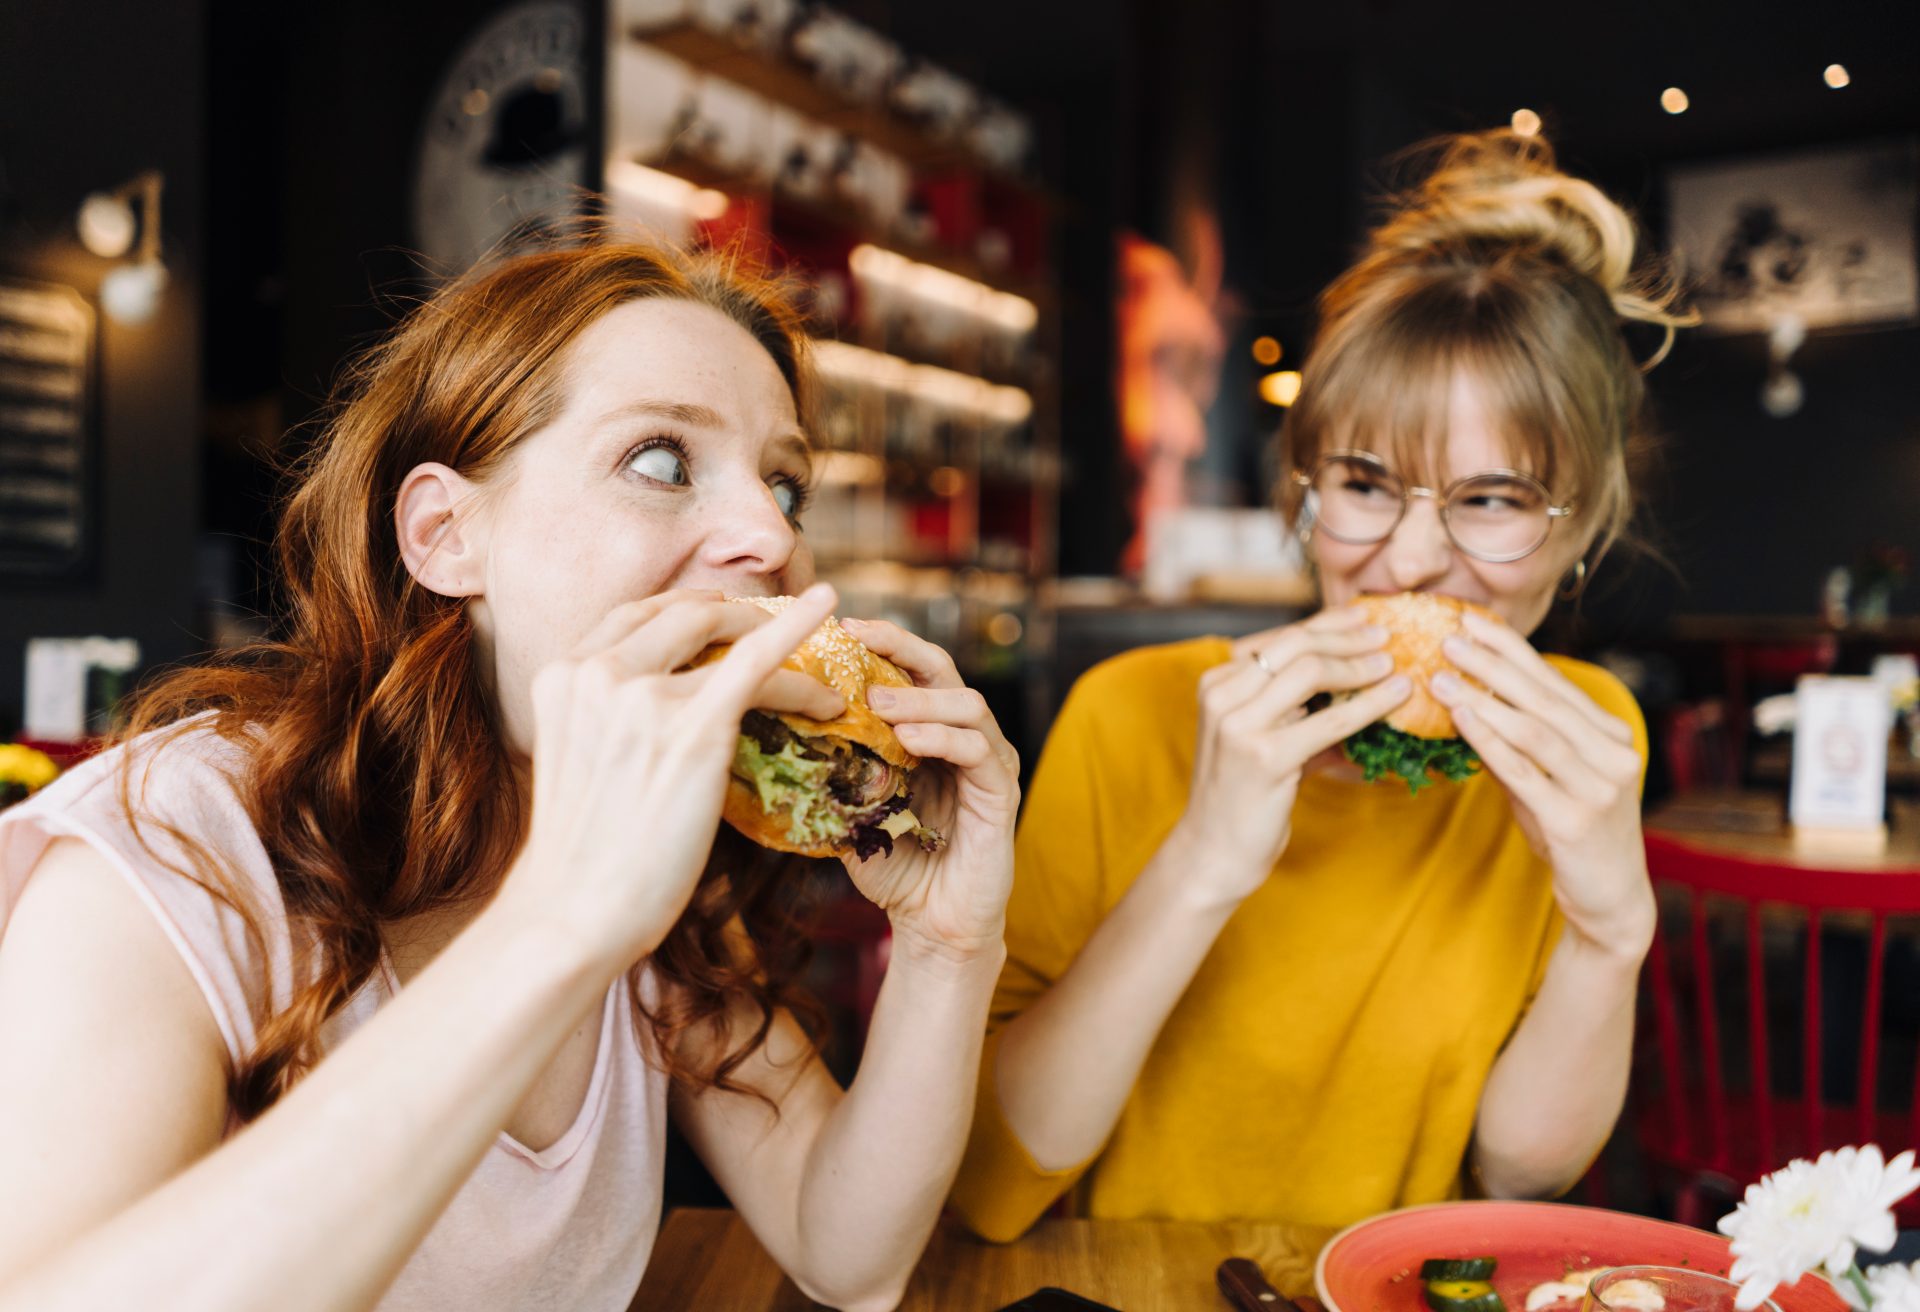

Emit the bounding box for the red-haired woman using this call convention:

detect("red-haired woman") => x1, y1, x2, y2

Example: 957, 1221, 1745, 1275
0, 244, 1018, 1310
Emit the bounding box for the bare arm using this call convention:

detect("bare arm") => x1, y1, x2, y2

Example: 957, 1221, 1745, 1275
1472, 930, 1643, 1198
673, 939, 1002, 1312
0, 839, 608, 1312
675, 617, 1025, 1310
0, 838, 229, 1280
1435, 611, 1654, 1199
991, 825, 1240, 1170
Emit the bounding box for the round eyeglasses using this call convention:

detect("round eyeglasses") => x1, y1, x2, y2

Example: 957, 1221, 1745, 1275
1291, 450, 1576, 563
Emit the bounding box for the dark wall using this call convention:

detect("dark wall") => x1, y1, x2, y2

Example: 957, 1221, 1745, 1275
276, 0, 555, 423
0, 0, 206, 729
197, 0, 605, 625
1546, 148, 1920, 638
1637, 325, 1920, 621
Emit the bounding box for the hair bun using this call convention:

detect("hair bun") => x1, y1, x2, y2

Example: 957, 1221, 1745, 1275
1370, 130, 1695, 363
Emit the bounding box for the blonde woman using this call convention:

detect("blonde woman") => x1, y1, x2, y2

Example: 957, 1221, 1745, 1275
952, 131, 1691, 1287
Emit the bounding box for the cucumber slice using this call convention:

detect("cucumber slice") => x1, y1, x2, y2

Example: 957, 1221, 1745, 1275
1422, 1259, 1498, 1283
1423, 1280, 1506, 1312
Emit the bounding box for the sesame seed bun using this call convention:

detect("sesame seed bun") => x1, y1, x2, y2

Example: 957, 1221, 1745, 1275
1354, 592, 1502, 739
691, 596, 920, 857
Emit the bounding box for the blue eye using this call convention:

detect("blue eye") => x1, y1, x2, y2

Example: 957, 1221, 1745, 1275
627, 444, 688, 486
771, 480, 799, 517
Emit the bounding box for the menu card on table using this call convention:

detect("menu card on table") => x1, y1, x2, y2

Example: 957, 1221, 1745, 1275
1790, 674, 1889, 851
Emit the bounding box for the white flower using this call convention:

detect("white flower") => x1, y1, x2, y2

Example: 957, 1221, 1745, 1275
1865, 1263, 1920, 1312
1718, 1146, 1920, 1310
1827, 1146, 1920, 1259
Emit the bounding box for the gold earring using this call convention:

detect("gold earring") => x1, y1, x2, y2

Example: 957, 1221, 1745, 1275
1556, 558, 1588, 600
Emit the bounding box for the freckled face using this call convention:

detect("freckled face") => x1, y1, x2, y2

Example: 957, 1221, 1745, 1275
463, 297, 816, 754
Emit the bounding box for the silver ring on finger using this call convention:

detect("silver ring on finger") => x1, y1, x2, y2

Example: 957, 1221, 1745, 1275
1251, 647, 1277, 677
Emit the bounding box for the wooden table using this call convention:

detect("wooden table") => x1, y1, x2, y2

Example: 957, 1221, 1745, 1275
1646, 789, 1920, 872
1748, 742, 1920, 789
629, 1208, 1326, 1311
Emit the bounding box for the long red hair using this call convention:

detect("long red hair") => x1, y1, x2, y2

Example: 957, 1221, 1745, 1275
117, 239, 824, 1118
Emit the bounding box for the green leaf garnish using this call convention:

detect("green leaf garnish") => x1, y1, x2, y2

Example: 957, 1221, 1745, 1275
1343, 721, 1481, 795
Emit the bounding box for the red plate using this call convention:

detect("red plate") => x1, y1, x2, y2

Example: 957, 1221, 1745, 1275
1315, 1201, 1847, 1312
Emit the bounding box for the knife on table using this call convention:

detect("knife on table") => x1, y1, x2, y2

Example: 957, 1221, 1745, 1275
1216, 1257, 1305, 1312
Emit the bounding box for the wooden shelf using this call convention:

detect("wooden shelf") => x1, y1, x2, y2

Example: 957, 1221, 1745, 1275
613, 21, 1062, 625
634, 147, 1051, 305
810, 330, 1035, 389
628, 20, 1039, 185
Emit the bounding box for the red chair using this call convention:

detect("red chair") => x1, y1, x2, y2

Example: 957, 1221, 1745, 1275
14, 736, 101, 770
811, 892, 892, 1044
1637, 832, 1920, 1227
1662, 699, 1733, 793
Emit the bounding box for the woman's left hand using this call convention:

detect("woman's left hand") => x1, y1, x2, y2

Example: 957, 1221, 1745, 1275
1430, 610, 1655, 959
833, 619, 1019, 965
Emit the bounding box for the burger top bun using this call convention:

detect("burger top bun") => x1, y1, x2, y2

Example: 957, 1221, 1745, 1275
1354, 592, 1503, 740
694, 595, 919, 771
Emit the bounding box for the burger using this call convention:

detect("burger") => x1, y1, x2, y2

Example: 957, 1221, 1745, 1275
697, 596, 945, 859
1340, 592, 1496, 794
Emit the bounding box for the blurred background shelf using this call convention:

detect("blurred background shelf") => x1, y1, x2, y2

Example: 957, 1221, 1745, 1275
610, 5, 1062, 705
619, 146, 1052, 304
626, 17, 1046, 186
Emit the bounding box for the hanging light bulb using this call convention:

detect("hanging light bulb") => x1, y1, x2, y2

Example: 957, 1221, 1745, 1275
77, 193, 136, 257
1761, 369, 1804, 418
79, 171, 168, 325
100, 261, 169, 325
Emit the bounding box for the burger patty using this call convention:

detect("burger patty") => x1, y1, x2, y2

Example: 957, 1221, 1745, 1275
742, 710, 798, 755
740, 711, 900, 809
735, 711, 942, 859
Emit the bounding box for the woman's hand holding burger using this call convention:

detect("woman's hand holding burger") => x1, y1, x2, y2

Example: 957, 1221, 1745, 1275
497, 586, 845, 976
836, 618, 1020, 967
1174, 607, 1413, 907
1430, 611, 1655, 959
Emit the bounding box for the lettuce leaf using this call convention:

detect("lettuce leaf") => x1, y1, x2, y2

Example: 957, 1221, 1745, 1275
733, 734, 845, 844
735, 734, 936, 856
1343, 721, 1481, 796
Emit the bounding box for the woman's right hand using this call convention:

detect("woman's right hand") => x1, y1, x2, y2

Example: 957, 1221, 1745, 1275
1173, 605, 1413, 906
495, 585, 845, 975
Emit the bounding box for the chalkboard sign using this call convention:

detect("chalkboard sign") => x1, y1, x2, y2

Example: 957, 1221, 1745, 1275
0, 280, 95, 578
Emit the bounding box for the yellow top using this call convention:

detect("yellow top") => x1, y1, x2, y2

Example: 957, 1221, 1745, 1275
950, 637, 1646, 1289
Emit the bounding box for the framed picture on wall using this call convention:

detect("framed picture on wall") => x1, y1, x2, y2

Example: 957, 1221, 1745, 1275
0, 278, 97, 580
1667, 138, 1918, 335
